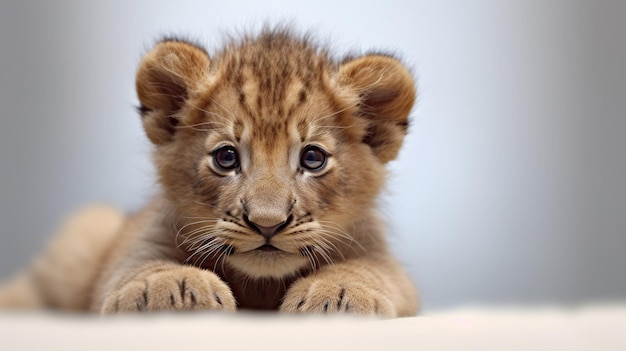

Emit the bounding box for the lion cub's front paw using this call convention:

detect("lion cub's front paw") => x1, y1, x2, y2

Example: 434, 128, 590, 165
280, 278, 396, 318
101, 266, 236, 314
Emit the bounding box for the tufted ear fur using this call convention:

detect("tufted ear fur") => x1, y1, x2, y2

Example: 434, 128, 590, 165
136, 40, 211, 144
338, 55, 416, 163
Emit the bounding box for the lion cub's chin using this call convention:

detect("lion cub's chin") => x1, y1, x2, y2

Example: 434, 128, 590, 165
226, 251, 309, 279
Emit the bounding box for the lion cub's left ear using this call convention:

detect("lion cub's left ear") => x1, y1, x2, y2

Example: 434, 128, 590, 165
338, 55, 416, 163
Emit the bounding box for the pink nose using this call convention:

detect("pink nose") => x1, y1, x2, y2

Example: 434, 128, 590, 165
244, 216, 290, 239
254, 223, 283, 238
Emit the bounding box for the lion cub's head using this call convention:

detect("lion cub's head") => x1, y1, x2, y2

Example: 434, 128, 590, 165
136, 30, 416, 279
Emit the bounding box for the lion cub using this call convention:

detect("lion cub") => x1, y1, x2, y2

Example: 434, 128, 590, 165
0, 29, 418, 317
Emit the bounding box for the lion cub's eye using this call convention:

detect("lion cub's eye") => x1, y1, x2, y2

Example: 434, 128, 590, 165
213, 145, 239, 170
300, 146, 328, 171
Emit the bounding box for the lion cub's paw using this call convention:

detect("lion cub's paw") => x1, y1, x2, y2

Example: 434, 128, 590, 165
280, 278, 396, 318
101, 266, 236, 314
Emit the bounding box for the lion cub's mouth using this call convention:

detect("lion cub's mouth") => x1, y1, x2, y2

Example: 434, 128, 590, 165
255, 244, 281, 253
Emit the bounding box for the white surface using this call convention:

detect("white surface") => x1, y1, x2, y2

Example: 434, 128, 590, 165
1, 306, 625, 351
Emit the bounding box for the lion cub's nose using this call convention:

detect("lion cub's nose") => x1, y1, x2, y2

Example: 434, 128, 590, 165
244, 215, 290, 239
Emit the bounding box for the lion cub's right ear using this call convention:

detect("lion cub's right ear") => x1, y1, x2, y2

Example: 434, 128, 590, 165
136, 40, 210, 144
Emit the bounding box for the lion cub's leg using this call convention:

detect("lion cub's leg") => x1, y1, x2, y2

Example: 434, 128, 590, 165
0, 273, 43, 309
281, 257, 418, 318
0, 205, 124, 310
100, 261, 236, 313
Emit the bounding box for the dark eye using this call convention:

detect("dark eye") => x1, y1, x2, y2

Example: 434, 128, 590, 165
300, 146, 327, 171
213, 146, 239, 170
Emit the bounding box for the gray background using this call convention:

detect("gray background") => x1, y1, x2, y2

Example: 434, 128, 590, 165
1, 0, 624, 312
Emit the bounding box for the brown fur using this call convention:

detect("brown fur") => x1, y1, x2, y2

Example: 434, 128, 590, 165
0, 29, 418, 317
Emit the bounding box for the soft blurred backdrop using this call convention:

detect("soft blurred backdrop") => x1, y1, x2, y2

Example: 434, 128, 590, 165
0, 0, 624, 312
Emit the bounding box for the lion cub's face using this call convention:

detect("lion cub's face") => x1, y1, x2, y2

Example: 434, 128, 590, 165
136, 31, 416, 279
